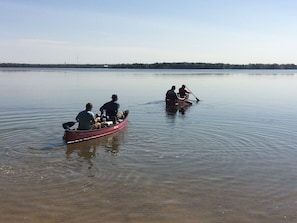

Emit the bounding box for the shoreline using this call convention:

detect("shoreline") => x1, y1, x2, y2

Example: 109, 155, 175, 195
1, 62, 297, 69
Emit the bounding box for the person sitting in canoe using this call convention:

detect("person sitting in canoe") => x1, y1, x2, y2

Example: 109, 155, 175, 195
100, 94, 120, 124
178, 84, 191, 99
165, 85, 178, 106
76, 103, 100, 130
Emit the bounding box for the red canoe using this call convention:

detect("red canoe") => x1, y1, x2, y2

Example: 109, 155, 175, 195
64, 110, 129, 144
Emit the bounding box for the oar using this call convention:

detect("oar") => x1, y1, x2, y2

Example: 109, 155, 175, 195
62, 121, 76, 130
186, 86, 200, 102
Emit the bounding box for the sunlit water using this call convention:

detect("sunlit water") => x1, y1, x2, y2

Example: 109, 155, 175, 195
0, 68, 297, 222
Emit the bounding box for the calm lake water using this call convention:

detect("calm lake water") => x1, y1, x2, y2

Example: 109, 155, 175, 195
0, 68, 297, 223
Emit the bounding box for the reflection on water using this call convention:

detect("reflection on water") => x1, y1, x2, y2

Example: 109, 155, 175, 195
104, 135, 120, 154
66, 141, 99, 171
66, 133, 122, 170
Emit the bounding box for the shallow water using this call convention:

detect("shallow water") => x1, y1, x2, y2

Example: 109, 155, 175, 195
0, 68, 297, 222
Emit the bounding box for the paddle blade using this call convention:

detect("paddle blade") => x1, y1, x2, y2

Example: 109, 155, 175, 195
62, 121, 76, 130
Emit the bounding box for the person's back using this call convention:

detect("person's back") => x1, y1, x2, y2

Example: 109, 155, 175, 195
100, 94, 119, 122
166, 86, 178, 103
76, 103, 95, 130
101, 101, 118, 117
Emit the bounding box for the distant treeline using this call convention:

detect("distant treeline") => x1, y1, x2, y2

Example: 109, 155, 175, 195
1, 62, 297, 69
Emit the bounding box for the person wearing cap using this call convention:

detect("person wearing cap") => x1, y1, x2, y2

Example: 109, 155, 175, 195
99, 94, 120, 123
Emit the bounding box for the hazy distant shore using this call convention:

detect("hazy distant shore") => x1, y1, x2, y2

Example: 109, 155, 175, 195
1, 62, 297, 69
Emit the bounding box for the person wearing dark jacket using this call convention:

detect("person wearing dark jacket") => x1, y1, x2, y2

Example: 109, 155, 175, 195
100, 94, 119, 123
165, 86, 178, 105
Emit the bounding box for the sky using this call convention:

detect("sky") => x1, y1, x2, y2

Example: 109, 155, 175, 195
1, 0, 297, 64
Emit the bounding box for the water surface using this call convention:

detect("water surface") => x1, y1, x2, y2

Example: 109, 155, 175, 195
0, 68, 297, 222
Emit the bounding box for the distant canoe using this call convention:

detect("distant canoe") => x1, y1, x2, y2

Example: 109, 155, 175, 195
165, 97, 192, 114
64, 110, 129, 144
165, 96, 192, 108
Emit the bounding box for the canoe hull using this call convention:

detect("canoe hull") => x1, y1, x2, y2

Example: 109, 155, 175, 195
64, 110, 129, 144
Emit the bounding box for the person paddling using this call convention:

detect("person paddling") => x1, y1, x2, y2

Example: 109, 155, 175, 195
178, 84, 191, 99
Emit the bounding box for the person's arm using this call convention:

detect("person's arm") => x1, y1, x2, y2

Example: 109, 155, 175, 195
185, 88, 191, 94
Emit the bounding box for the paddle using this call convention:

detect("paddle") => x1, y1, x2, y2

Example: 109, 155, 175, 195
62, 121, 76, 130
186, 86, 200, 102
